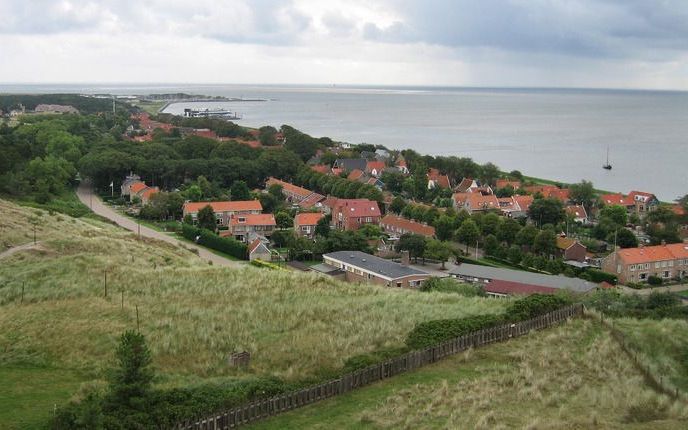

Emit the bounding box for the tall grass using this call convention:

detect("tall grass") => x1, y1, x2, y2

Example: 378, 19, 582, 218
355, 319, 688, 429
0, 199, 506, 387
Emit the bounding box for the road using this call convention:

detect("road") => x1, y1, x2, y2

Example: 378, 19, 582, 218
76, 183, 243, 268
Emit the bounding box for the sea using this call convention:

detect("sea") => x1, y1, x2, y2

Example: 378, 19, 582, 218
2, 84, 686, 201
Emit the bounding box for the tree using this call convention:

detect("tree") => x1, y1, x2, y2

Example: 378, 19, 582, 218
479, 212, 501, 236
271, 229, 294, 248
496, 218, 521, 244
185, 184, 202, 202
495, 185, 515, 198
274, 211, 293, 229
600, 204, 627, 226
456, 219, 480, 252
516, 224, 538, 247
196, 175, 213, 198
528, 197, 565, 226
230, 180, 251, 201
258, 126, 278, 146
532, 230, 557, 255
26, 155, 75, 195
396, 233, 427, 262
389, 196, 406, 214
483, 234, 500, 257
358, 224, 384, 239
314, 214, 331, 237
424, 239, 452, 269
568, 180, 596, 210
196, 205, 217, 232
610, 228, 639, 248
433, 215, 456, 242
104, 331, 153, 414
480, 162, 500, 186
507, 245, 523, 265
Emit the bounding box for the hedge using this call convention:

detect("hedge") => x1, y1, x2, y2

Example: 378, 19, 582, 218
181, 224, 247, 260
406, 294, 573, 349
583, 269, 617, 285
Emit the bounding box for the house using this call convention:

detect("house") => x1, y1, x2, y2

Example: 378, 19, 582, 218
297, 193, 326, 210
395, 159, 409, 175
139, 186, 160, 205
427, 168, 451, 189
333, 158, 367, 173
463, 193, 500, 213
121, 173, 142, 196
182, 200, 263, 227
310, 164, 331, 175
229, 214, 276, 242
599, 193, 629, 207
365, 161, 386, 177
366, 177, 385, 190
347, 169, 366, 182
294, 212, 325, 238
455, 178, 479, 193
316, 251, 430, 288
128, 182, 148, 200
248, 239, 272, 261
330, 199, 382, 231
495, 179, 522, 190
566, 205, 589, 224
380, 214, 435, 238
265, 177, 313, 203
602, 243, 688, 284
449, 263, 596, 293
599, 191, 659, 217
555, 236, 588, 262
512, 195, 534, 217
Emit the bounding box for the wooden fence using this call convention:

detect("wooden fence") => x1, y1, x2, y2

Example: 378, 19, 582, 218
174, 304, 583, 429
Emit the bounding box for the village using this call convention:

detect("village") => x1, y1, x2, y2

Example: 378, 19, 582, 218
114, 108, 688, 300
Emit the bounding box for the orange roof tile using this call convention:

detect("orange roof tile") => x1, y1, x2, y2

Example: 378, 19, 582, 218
366, 161, 385, 173
295, 212, 324, 226
230, 213, 276, 226
380, 214, 435, 237
566, 205, 588, 219
140, 187, 159, 199
183, 200, 262, 213
615, 243, 688, 265
129, 182, 147, 194
495, 179, 521, 189
266, 177, 312, 198
347, 169, 365, 181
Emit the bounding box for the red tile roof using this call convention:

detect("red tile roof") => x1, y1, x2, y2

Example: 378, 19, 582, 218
183, 200, 262, 213
266, 177, 312, 199
310, 164, 331, 174
600, 193, 632, 206
670, 204, 686, 216
466, 193, 499, 211
495, 179, 521, 189
347, 169, 366, 181
513, 195, 534, 211
366, 161, 386, 174
140, 187, 159, 200
484, 280, 558, 296
129, 182, 147, 194
380, 214, 435, 237
190, 129, 218, 139
566, 205, 588, 219
427, 168, 451, 188
616, 243, 688, 265
295, 212, 324, 226
333, 199, 381, 218
230, 213, 276, 226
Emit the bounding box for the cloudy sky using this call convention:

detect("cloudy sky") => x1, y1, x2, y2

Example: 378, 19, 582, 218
1, 0, 687, 89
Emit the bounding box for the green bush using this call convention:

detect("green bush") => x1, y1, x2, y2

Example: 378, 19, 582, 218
647, 275, 663, 286
504, 294, 572, 321
420, 277, 485, 297
181, 224, 247, 260
342, 346, 410, 373
585, 269, 618, 285
406, 314, 505, 349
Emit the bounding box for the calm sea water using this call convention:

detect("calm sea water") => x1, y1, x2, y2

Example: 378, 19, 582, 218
2, 84, 686, 201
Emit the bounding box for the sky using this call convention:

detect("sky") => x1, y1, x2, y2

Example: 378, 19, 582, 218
1, 0, 687, 89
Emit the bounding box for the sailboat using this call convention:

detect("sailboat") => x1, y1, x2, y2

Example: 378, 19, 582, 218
603, 146, 612, 170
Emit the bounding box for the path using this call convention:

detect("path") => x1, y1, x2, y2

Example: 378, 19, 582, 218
619, 283, 688, 296
0, 242, 42, 260
76, 183, 244, 268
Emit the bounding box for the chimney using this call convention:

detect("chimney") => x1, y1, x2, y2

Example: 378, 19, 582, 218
401, 250, 410, 266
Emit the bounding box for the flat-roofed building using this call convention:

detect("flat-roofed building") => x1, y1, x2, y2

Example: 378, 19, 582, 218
317, 251, 430, 288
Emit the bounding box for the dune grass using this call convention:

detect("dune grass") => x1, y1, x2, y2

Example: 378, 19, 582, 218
0, 198, 506, 427
253, 319, 688, 429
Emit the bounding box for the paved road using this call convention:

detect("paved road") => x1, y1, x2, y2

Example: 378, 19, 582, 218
619, 283, 688, 296
76, 183, 243, 268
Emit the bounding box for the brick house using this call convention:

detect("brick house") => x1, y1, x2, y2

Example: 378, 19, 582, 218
228, 214, 276, 242
182, 200, 263, 227
555, 236, 587, 262
566, 205, 589, 224
318, 251, 430, 288
599, 191, 659, 217
602, 243, 688, 284
330, 199, 382, 231
380, 214, 435, 238
265, 177, 313, 203
294, 212, 325, 238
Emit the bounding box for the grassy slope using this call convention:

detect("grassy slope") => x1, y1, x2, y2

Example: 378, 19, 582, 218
253, 319, 688, 430
0, 198, 505, 428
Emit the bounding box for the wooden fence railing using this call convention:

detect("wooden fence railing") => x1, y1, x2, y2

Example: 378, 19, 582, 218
174, 304, 584, 429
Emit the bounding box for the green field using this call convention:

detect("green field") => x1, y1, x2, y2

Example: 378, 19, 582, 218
0, 199, 505, 428
252, 319, 688, 429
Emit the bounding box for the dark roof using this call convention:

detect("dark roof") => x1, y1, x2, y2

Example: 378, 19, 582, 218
484, 280, 559, 296
449, 263, 595, 293
334, 158, 367, 172
324, 251, 428, 280
310, 263, 344, 275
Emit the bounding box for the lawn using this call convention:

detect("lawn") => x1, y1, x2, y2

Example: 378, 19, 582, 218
252, 319, 688, 429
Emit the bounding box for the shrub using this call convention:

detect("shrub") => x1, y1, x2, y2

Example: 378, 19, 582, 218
181, 224, 247, 260
585, 269, 618, 285
504, 294, 572, 321
406, 314, 504, 349
342, 346, 410, 373
420, 278, 485, 297
647, 275, 663, 286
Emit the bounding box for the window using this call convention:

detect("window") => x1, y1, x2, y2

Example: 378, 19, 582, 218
668, 261, 673, 267
396, 282, 402, 288
655, 262, 660, 269
630, 265, 636, 272
661, 261, 667, 268
663, 271, 670, 278
639, 273, 647, 280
